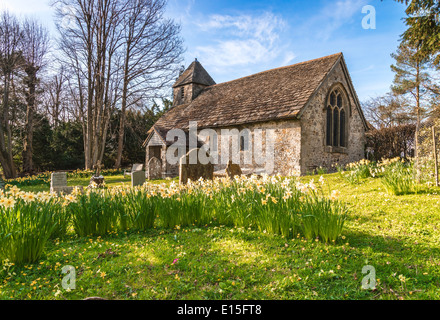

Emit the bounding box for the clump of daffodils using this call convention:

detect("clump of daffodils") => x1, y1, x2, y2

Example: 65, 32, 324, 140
0, 172, 345, 212
346, 159, 371, 170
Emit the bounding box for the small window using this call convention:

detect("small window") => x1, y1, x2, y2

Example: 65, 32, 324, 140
210, 133, 218, 152
180, 87, 185, 100
240, 131, 250, 151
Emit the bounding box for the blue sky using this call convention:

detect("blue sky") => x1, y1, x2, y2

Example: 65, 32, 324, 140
1, 0, 408, 102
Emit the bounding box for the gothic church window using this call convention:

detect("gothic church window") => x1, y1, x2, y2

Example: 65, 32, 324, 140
326, 88, 347, 148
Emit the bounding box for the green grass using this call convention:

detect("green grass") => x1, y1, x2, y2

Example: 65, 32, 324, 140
0, 173, 439, 300
16, 176, 130, 193
16, 175, 175, 193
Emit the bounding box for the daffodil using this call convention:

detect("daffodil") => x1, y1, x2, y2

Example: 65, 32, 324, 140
2, 197, 16, 209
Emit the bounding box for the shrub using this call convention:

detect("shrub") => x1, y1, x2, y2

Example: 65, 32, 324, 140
366, 124, 415, 161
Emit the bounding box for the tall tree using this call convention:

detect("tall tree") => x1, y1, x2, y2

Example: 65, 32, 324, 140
20, 18, 50, 174
114, 0, 183, 168
391, 42, 432, 180
53, 0, 126, 169
395, 0, 440, 66
0, 12, 21, 178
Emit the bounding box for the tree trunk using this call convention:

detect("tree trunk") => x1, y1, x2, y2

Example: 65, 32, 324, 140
22, 66, 38, 174
0, 74, 17, 179
415, 63, 421, 183
115, 74, 129, 169
85, 11, 94, 170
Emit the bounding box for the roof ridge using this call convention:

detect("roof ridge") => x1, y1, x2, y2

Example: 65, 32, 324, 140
208, 52, 343, 88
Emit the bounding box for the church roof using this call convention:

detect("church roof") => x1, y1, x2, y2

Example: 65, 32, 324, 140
173, 59, 216, 88
146, 53, 349, 145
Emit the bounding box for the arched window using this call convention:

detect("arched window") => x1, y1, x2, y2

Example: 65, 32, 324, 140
326, 88, 347, 148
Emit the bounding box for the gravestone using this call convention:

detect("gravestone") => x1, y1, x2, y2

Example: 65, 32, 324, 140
179, 148, 214, 185
148, 157, 162, 180
225, 160, 242, 179
124, 163, 143, 177
132, 163, 143, 172
50, 172, 74, 194
131, 170, 146, 187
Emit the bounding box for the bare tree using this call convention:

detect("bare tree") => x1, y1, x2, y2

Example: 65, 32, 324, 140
53, 0, 127, 169
363, 93, 415, 129
20, 18, 50, 174
42, 65, 69, 126
114, 0, 184, 168
52, 0, 183, 170
0, 11, 22, 179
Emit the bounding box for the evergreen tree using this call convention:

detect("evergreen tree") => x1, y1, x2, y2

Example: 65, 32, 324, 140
391, 42, 432, 180
395, 0, 440, 66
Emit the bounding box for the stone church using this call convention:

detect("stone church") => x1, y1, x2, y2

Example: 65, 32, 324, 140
143, 53, 368, 178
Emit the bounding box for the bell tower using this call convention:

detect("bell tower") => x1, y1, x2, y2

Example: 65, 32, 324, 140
173, 58, 216, 106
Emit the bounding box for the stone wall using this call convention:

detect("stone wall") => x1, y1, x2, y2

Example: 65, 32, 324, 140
299, 61, 366, 174
199, 120, 302, 177
146, 120, 302, 178
145, 130, 182, 179
173, 83, 208, 106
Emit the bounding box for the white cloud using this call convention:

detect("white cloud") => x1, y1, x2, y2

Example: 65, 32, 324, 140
303, 0, 368, 40
282, 51, 297, 66
196, 12, 285, 46
196, 39, 278, 68
193, 12, 291, 70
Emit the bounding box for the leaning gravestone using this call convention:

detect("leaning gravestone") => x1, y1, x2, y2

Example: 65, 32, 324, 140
148, 157, 162, 180
225, 160, 242, 179
50, 172, 74, 194
131, 170, 146, 187
179, 148, 214, 185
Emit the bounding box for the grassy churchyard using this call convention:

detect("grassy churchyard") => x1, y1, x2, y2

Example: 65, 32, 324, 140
0, 159, 439, 300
